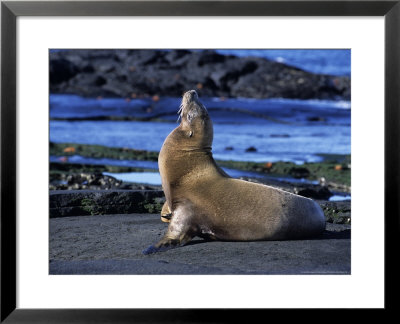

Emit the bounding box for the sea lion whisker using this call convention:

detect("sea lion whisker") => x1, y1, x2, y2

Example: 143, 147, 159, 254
177, 104, 183, 115
177, 105, 183, 122
177, 103, 185, 122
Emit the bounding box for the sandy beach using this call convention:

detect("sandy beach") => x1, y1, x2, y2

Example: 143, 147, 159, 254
50, 213, 350, 275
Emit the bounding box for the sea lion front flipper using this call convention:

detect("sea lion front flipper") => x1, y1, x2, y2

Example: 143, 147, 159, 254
142, 233, 193, 255
143, 203, 195, 254
161, 213, 172, 222
160, 201, 172, 223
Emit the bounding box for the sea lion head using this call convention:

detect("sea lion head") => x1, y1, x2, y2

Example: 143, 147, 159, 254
177, 90, 213, 149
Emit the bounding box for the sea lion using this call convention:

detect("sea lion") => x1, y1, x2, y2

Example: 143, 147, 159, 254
143, 90, 325, 254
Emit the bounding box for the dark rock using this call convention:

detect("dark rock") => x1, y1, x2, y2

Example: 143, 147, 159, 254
296, 187, 333, 200
165, 49, 191, 63
50, 58, 79, 84
197, 50, 226, 66
49, 189, 165, 218
82, 64, 95, 73
225, 146, 234, 151
288, 167, 310, 178
49, 49, 351, 100
245, 146, 257, 152
62, 173, 122, 190
307, 116, 326, 122
95, 75, 107, 86
270, 134, 290, 138
50, 170, 162, 191
318, 200, 351, 224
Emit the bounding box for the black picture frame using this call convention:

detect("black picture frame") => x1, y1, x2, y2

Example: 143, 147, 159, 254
1, 0, 398, 321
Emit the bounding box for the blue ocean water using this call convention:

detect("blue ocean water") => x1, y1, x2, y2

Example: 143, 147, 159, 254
216, 49, 351, 76
50, 94, 350, 164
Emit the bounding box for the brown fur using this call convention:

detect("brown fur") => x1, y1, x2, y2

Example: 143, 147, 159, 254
144, 90, 325, 253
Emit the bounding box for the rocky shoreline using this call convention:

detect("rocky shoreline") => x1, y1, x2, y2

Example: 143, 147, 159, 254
50, 189, 165, 218
50, 142, 351, 190
49, 189, 350, 225
49, 141, 351, 223
50, 49, 350, 100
